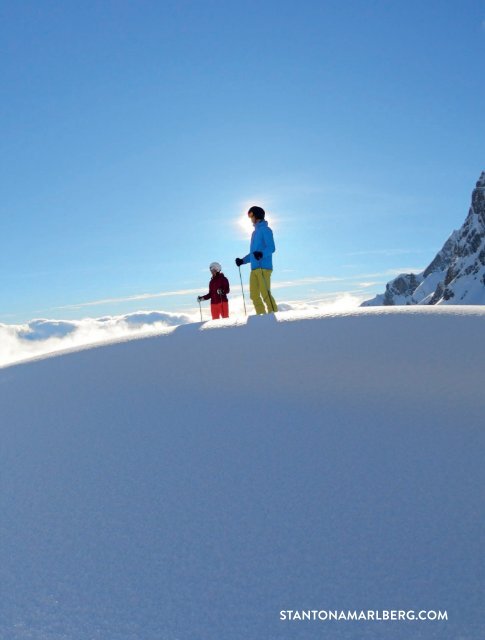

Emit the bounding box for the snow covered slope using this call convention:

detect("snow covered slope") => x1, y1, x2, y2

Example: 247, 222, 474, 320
1, 308, 484, 640
363, 172, 485, 306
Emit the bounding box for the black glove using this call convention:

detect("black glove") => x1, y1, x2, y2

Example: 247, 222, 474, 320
235, 257, 244, 267
253, 251, 263, 260
197, 296, 204, 302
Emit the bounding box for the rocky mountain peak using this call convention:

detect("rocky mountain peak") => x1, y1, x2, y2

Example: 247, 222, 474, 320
471, 171, 485, 225
362, 172, 485, 307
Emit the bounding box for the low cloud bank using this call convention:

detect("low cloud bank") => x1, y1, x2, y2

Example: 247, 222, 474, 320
1, 295, 362, 368
277, 293, 363, 313
0, 311, 194, 368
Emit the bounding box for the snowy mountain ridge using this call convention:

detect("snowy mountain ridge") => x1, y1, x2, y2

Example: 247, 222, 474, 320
362, 171, 485, 306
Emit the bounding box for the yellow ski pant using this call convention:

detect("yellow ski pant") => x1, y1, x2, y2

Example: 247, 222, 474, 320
249, 269, 277, 314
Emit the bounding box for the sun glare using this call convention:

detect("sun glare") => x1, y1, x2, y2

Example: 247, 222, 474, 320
235, 202, 277, 238
236, 211, 253, 238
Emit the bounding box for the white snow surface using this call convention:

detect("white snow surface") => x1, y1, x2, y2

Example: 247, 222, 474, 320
1, 307, 484, 639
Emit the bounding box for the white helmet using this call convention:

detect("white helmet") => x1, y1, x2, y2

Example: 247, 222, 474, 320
209, 262, 221, 272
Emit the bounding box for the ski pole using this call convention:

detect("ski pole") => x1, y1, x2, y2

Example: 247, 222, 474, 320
260, 266, 276, 313
198, 298, 202, 322
219, 290, 225, 319
238, 265, 247, 316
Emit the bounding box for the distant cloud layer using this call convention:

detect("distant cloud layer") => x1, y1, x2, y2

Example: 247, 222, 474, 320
0, 296, 362, 368
0, 311, 194, 368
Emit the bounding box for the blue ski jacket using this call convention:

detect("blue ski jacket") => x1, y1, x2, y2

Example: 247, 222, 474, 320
242, 220, 276, 270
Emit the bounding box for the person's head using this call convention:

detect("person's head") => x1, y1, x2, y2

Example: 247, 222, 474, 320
209, 261, 221, 275
248, 206, 265, 223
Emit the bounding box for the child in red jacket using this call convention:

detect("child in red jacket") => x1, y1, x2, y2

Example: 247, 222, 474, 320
197, 262, 230, 319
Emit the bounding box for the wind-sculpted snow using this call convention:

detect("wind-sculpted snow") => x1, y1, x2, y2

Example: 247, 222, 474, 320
0, 297, 361, 367
0, 308, 484, 639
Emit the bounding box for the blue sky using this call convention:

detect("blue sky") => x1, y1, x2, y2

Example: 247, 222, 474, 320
1, 0, 483, 323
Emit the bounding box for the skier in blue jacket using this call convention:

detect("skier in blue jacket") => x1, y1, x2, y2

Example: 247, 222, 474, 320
235, 206, 277, 314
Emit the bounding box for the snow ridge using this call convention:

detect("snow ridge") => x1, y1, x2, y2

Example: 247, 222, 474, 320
1, 308, 484, 639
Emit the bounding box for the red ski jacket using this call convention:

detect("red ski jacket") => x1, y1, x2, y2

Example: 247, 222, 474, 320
202, 272, 230, 304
